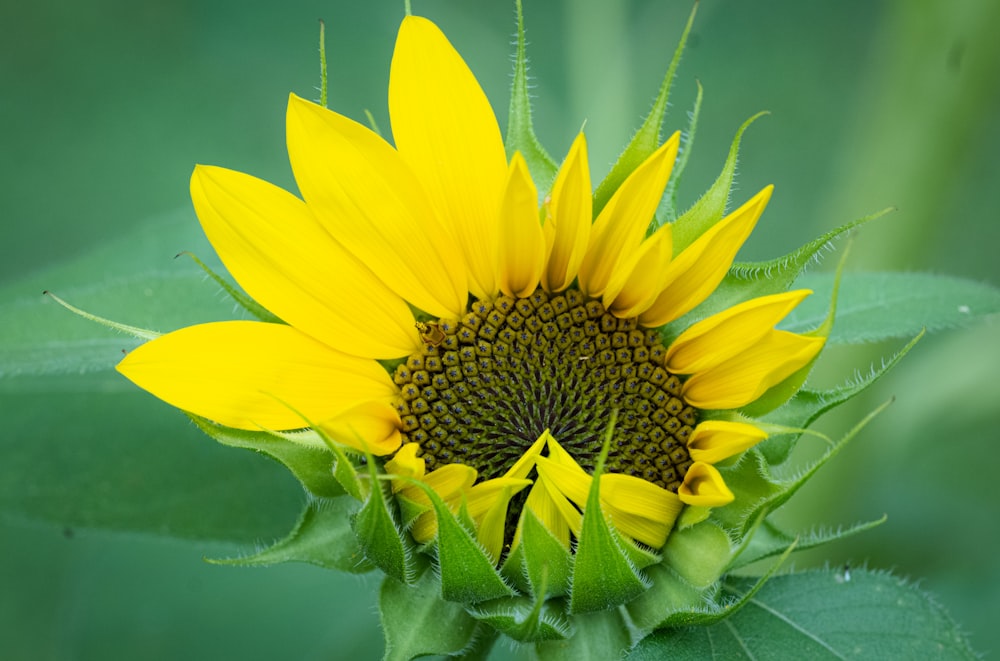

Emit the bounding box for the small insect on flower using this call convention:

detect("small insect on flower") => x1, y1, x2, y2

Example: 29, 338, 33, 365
415, 321, 446, 347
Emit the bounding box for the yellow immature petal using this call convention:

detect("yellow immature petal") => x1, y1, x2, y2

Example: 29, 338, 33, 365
498, 153, 545, 298
604, 223, 673, 318
389, 16, 508, 300
666, 289, 812, 374
285, 94, 467, 319
504, 432, 549, 481
116, 321, 396, 431
191, 166, 421, 360
535, 473, 583, 539
682, 330, 826, 410
468, 478, 532, 561
318, 401, 402, 456
386, 442, 425, 480
518, 480, 573, 548
687, 420, 768, 464
640, 186, 773, 327
391, 461, 478, 543
542, 133, 593, 293
534, 455, 590, 507
678, 462, 734, 507
600, 473, 683, 548
577, 133, 680, 298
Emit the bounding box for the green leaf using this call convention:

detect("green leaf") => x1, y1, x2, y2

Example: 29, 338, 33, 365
568, 467, 649, 614
782, 272, 1000, 343
535, 608, 631, 661
592, 4, 697, 216
380, 568, 481, 661
189, 416, 344, 499
352, 472, 411, 585
505, 0, 557, 195
210, 496, 372, 572
627, 569, 978, 660
418, 485, 515, 604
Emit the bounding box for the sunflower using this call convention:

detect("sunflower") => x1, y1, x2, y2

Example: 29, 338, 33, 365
117, 16, 824, 563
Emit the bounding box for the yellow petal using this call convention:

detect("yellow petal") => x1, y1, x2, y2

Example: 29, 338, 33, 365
468, 478, 532, 561
600, 473, 683, 548
678, 462, 734, 507
517, 482, 573, 549
604, 223, 673, 318
191, 165, 421, 360
393, 461, 478, 543
542, 133, 592, 293
535, 472, 584, 539
682, 330, 826, 410
640, 186, 773, 327
318, 400, 402, 456
285, 94, 467, 318
534, 455, 590, 507
665, 289, 812, 374
687, 420, 768, 464
498, 153, 545, 298
389, 16, 507, 300
116, 321, 396, 430
504, 433, 549, 481
386, 442, 425, 480
578, 133, 680, 298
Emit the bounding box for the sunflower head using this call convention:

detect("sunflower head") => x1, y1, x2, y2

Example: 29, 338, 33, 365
114, 8, 845, 656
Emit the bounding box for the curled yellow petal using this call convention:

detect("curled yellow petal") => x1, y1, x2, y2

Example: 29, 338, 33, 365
498, 152, 545, 298
116, 321, 396, 431
389, 16, 507, 300
504, 433, 550, 481
391, 461, 478, 543
578, 133, 680, 298
687, 420, 767, 464
468, 478, 532, 561
678, 462, 734, 507
318, 400, 402, 456
385, 442, 425, 480
542, 133, 592, 293
666, 289, 812, 374
682, 330, 826, 410
640, 186, 773, 327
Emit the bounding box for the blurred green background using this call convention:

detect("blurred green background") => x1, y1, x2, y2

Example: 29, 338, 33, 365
2, 0, 998, 658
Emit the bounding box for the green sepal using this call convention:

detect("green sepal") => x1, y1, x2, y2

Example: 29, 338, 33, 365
468, 595, 571, 643
176, 251, 282, 323
592, 3, 697, 216
411, 482, 515, 604
625, 563, 715, 631
395, 492, 430, 531
352, 462, 412, 585
535, 608, 631, 661
665, 209, 889, 340
208, 495, 372, 573
518, 508, 573, 598
187, 415, 344, 499
380, 566, 483, 661
729, 515, 887, 571
617, 535, 663, 571
629, 540, 795, 634
723, 400, 891, 540
708, 450, 784, 534
568, 474, 649, 613
306, 422, 368, 501
670, 111, 767, 254
662, 520, 732, 589
759, 332, 921, 464
505, 0, 557, 195
658, 80, 703, 226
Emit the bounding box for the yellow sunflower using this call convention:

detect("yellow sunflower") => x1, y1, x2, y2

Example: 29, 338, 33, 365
117, 16, 824, 563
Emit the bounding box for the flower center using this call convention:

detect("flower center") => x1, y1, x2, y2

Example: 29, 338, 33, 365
391, 287, 698, 491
